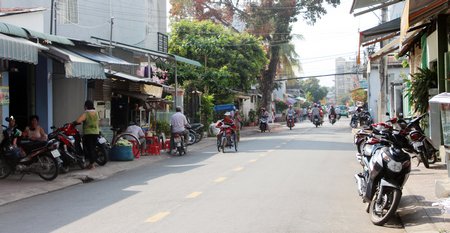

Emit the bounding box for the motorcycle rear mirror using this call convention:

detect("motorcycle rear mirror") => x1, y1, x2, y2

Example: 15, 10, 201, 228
385, 112, 390, 116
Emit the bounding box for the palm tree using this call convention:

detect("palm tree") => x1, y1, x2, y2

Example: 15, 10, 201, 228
278, 42, 302, 89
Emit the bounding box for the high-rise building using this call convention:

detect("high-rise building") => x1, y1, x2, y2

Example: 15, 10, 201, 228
335, 57, 361, 104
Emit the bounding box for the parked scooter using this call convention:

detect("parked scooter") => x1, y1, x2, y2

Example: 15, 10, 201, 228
354, 127, 413, 225
50, 122, 108, 169
187, 123, 204, 145
0, 118, 60, 181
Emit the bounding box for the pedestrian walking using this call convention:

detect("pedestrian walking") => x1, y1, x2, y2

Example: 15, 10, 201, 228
74, 100, 99, 169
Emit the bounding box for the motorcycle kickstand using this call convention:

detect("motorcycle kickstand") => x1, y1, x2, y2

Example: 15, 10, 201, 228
366, 203, 370, 213
18, 173, 26, 181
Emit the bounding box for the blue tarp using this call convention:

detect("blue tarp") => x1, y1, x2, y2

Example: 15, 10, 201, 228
213, 104, 236, 112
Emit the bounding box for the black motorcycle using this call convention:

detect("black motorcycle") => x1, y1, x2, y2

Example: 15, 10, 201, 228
354, 129, 412, 225
313, 115, 321, 127
259, 116, 269, 132
0, 122, 60, 181
188, 123, 204, 145
350, 113, 359, 128
359, 111, 373, 127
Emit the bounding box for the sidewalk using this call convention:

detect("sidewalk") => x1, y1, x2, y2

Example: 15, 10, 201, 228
0, 123, 282, 207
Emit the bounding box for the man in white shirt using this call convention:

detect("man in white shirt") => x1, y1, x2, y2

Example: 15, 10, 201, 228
170, 106, 190, 144
125, 122, 146, 154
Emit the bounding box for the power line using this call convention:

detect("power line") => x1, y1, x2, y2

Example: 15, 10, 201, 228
275, 72, 360, 81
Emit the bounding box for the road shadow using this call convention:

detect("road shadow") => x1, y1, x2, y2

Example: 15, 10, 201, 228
398, 195, 450, 228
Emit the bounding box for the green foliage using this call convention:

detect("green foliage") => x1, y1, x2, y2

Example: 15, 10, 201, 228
156, 120, 171, 137
201, 94, 215, 125
351, 89, 367, 103
275, 100, 288, 114
404, 67, 438, 114
248, 109, 256, 123
298, 78, 328, 103
169, 20, 268, 96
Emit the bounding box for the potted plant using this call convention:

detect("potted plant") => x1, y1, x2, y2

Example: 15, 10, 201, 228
248, 109, 256, 126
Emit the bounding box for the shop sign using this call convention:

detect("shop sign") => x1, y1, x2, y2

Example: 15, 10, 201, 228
142, 84, 163, 98
0, 86, 9, 105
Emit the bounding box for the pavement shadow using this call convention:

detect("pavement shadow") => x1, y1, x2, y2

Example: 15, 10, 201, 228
398, 194, 450, 228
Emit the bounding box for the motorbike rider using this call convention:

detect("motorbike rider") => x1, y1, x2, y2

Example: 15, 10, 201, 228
216, 112, 237, 140
286, 105, 295, 124
170, 106, 190, 151
4, 116, 21, 147
259, 107, 270, 130
311, 103, 321, 123
328, 105, 337, 121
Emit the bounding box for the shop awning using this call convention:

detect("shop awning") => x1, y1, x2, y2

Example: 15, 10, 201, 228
25, 29, 74, 46
91, 37, 202, 67
0, 22, 28, 38
67, 47, 137, 66
46, 45, 105, 79
369, 38, 400, 60
350, 0, 403, 14
105, 69, 156, 84
429, 92, 450, 104
361, 18, 400, 45
113, 90, 157, 101
409, 0, 449, 26
0, 33, 48, 64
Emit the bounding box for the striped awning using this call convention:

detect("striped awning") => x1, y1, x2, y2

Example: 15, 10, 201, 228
0, 33, 47, 64
45, 45, 105, 79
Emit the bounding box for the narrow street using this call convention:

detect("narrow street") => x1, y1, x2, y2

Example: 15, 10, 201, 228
0, 119, 404, 233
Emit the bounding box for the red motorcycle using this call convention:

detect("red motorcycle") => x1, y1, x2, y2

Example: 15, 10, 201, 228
216, 124, 237, 153
49, 122, 108, 173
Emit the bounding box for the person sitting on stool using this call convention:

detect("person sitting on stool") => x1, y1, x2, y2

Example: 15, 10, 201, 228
125, 121, 146, 155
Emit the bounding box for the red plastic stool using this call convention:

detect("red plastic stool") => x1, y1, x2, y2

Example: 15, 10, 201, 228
128, 140, 141, 159
149, 143, 161, 155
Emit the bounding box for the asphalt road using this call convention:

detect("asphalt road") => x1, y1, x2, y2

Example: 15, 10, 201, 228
0, 118, 405, 233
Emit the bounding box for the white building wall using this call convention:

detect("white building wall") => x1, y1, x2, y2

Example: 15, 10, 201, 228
0, 0, 167, 50
0, 11, 44, 32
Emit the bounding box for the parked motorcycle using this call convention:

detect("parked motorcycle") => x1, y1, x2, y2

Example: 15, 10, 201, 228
0, 121, 60, 181
354, 128, 413, 226
287, 113, 295, 130
359, 111, 373, 127
217, 124, 237, 153
187, 123, 204, 145
50, 122, 108, 169
259, 116, 269, 132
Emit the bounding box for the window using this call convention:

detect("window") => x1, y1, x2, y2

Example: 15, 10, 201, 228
57, 0, 78, 24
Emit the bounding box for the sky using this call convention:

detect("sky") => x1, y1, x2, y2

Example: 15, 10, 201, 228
292, 0, 380, 87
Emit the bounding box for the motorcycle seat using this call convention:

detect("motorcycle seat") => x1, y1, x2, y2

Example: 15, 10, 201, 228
19, 140, 48, 153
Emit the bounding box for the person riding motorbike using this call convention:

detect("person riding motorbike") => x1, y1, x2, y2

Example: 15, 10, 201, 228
328, 105, 337, 121
170, 106, 190, 152
260, 107, 270, 130
216, 112, 237, 140
311, 103, 321, 123
286, 105, 295, 125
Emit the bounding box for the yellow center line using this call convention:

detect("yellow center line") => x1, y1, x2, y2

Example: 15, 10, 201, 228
186, 192, 202, 199
233, 166, 244, 171
249, 159, 258, 163
214, 177, 227, 183
146, 211, 170, 223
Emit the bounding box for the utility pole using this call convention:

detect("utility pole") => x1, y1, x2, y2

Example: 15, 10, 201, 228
109, 17, 114, 56
378, 6, 388, 121
50, 0, 54, 34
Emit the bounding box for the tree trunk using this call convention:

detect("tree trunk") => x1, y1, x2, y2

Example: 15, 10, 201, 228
260, 42, 281, 110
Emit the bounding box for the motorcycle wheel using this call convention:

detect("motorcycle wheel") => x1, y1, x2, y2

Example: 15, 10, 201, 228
221, 137, 226, 153
234, 134, 238, 152
369, 186, 402, 226
350, 121, 357, 128
95, 144, 108, 166
60, 163, 70, 174
188, 131, 196, 145
38, 153, 59, 181
217, 138, 221, 152
177, 146, 183, 156
195, 132, 202, 143
0, 158, 11, 179
419, 152, 430, 168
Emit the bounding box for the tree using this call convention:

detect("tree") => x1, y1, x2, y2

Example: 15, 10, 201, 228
168, 20, 267, 103
298, 78, 328, 103
170, 0, 340, 110
351, 88, 367, 103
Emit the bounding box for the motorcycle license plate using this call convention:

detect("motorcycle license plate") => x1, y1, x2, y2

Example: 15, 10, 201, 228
98, 137, 107, 144
51, 149, 61, 158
